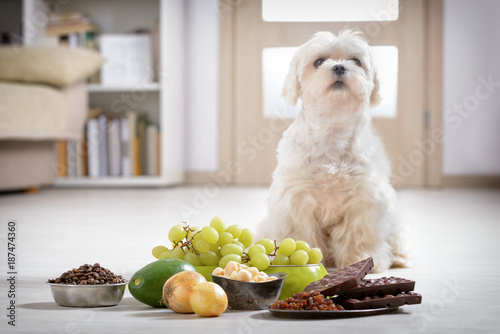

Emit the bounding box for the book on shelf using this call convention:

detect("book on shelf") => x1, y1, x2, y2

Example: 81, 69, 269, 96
137, 114, 148, 175
81, 132, 88, 177
55, 111, 161, 180
86, 118, 100, 177
56, 141, 68, 178
120, 118, 131, 177
66, 141, 77, 178
146, 123, 159, 176
97, 114, 109, 176
127, 111, 138, 176
157, 132, 162, 175
108, 118, 122, 177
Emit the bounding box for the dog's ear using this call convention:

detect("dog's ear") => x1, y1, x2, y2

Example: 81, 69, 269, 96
281, 55, 301, 106
370, 68, 382, 107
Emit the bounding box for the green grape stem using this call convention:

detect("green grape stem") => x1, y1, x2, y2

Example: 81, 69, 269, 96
171, 221, 202, 255
241, 252, 251, 264
247, 240, 281, 265
269, 240, 278, 257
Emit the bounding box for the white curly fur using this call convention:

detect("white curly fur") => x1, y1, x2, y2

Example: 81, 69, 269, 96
257, 30, 410, 272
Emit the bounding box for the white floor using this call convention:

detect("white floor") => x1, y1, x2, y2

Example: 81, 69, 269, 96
0, 186, 499, 333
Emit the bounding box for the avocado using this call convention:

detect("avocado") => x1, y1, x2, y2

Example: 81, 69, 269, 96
129, 259, 197, 307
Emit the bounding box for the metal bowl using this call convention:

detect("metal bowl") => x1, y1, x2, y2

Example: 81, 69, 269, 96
48, 283, 127, 307
211, 273, 287, 310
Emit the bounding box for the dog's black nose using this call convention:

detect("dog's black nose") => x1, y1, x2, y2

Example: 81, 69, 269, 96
332, 64, 346, 76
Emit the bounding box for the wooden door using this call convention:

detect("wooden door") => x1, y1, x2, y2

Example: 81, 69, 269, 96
219, 0, 442, 187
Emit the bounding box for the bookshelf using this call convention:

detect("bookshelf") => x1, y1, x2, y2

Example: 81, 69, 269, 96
23, 0, 185, 187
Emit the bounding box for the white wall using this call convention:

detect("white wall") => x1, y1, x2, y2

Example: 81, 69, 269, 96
185, 0, 219, 172
443, 0, 500, 175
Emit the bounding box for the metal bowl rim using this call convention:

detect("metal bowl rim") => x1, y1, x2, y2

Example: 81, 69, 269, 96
47, 282, 128, 288
268, 263, 324, 268
211, 272, 288, 285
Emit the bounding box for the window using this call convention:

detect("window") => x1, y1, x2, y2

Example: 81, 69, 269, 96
262, 0, 399, 22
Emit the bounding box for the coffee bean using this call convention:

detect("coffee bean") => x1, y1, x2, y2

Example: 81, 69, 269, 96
47, 264, 127, 285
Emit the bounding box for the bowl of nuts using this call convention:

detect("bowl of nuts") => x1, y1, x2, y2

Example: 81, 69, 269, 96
211, 261, 287, 310
47, 263, 128, 307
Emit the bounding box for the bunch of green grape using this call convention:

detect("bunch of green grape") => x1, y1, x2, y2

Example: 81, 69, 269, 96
151, 217, 323, 271
269, 238, 323, 266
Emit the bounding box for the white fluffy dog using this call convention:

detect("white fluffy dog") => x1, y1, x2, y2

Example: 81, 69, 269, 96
258, 30, 409, 272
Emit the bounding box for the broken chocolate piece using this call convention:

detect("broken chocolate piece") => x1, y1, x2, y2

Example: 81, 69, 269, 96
304, 257, 374, 296
343, 276, 415, 299
336, 291, 422, 310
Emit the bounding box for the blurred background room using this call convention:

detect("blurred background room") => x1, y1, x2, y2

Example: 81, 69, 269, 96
0, 0, 499, 191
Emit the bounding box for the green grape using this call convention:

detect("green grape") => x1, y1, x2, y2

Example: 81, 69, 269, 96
192, 231, 203, 244
248, 244, 266, 258
214, 249, 222, 260
238, 228, 254, 248
152, 245, 169, 259
168, 224, 187, 243
209, 216, 226, 234
225, 224, 243, 238
232, 240, 245, 249
221, 243, 243, 257
277, 238, 296, 256
256, 238, 275, 254
272, 253, 290, 265
295, 240, 311, 254
195, 239, 210, 253
250, 253, 271, 271
187, 226, 200, 239
218, 232, 234, 246
158, 250, 171, 260
290, 250, 309, 265
200, 226, 219, 244
199, 251, 220, 266
219, 254, 242, 268
209, 242, 220, 253
184, 251, 202, 266
169, 247, 185, 260
308, 247, 323, 264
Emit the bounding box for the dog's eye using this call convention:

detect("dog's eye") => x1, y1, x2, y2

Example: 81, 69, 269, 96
351, 58, 362, 67
314, 58, 326, 68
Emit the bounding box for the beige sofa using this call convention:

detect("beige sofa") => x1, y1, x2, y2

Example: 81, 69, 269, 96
0, 46, 102, 191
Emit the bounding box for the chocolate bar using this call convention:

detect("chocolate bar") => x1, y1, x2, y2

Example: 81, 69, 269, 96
336, 291, 422, 310
304, 257, 374, 296
342, 276, 415, 299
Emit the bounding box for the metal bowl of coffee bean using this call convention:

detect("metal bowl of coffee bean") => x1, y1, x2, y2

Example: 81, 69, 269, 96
48, 282, 127, 307
211, 272, 287, 310
47, 263, 128, 307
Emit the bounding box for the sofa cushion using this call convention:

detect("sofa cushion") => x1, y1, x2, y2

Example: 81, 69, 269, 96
0, 82, 87, 140
0, 46, 103, 87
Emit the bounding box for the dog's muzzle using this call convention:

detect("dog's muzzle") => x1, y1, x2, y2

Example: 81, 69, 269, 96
332, 64, 347, 77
